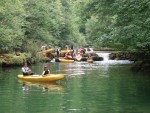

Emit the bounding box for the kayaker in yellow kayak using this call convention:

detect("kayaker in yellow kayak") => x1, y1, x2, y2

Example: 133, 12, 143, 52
22, 63, 34, 76
42, 66, 50, 77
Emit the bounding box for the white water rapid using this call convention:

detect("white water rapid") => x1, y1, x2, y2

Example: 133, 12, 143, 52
96, 52, 133, 65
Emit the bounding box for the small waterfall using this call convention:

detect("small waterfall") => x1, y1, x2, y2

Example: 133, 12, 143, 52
89, 48, 94, 52
96, 52, 133, 65
96, 52, 110, 61
85, 48, 94, 53
99, 53, 110, 61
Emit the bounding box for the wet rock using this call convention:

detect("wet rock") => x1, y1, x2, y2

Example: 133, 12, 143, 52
80, 57, 87, 61
92, 56, 104, 61
109, 52, 132, 60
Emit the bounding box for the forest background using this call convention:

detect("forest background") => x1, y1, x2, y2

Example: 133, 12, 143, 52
0, 0, 150, 70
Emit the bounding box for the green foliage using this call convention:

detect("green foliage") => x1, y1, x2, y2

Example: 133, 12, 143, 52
0, 0, 25, 53
12, 55, 25, 65
0, 0, 149, 55
25, 39, 40, 56
0, 0, 85, 53
36, 53, 50, 62
82, 0, 116, 47
83, 0, 150, 51
24, 0, 71, 46
110, 0, 150, 50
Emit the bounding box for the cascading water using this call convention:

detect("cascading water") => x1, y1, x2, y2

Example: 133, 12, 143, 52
89, 48, 94, 52
96, 51, 133, 65
85, 48, 94, 53
99, 52, 110, 61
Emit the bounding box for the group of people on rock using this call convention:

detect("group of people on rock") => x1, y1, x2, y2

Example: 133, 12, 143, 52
22, 62, 50, 76
63, 49, 87, 61
55, 44, 88, 60
64, 51, 73, 59
55, 45, 88, 61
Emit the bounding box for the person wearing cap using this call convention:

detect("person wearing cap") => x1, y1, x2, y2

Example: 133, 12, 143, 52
42, 66, 50, 76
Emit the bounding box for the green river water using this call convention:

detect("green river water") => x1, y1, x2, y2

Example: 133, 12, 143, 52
0, 52, 150, 113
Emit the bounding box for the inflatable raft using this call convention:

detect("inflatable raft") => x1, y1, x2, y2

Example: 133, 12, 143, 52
17, 74, 64, 82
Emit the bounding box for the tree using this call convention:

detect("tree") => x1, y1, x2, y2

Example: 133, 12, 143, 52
0, 0, 25, 53
111, 0, 150, 50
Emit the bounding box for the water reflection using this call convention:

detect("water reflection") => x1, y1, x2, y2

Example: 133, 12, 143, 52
1, 51, 149, 113
61, 62, 98, 77
19, 80, 64, 94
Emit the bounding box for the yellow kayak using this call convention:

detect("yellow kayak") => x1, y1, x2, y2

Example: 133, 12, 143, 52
39, 49, 55, 55
17, 74, 64, 82
58, 58, 74, 63
87, 58, 93, 63
60, 50, 73, 54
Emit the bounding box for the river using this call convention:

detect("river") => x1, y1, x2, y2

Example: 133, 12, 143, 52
0, 51, 150, 113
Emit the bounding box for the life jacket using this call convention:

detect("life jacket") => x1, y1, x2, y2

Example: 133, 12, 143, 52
22, 67, 29, 75
44, 70, 49, 75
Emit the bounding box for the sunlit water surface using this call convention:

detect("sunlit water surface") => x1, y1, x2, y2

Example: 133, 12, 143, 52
0, 52, 150, 113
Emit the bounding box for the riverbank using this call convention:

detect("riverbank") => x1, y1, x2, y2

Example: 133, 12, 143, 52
109, 51, 150, 72
1, 51, 149, 72
0, 53, 50, 67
